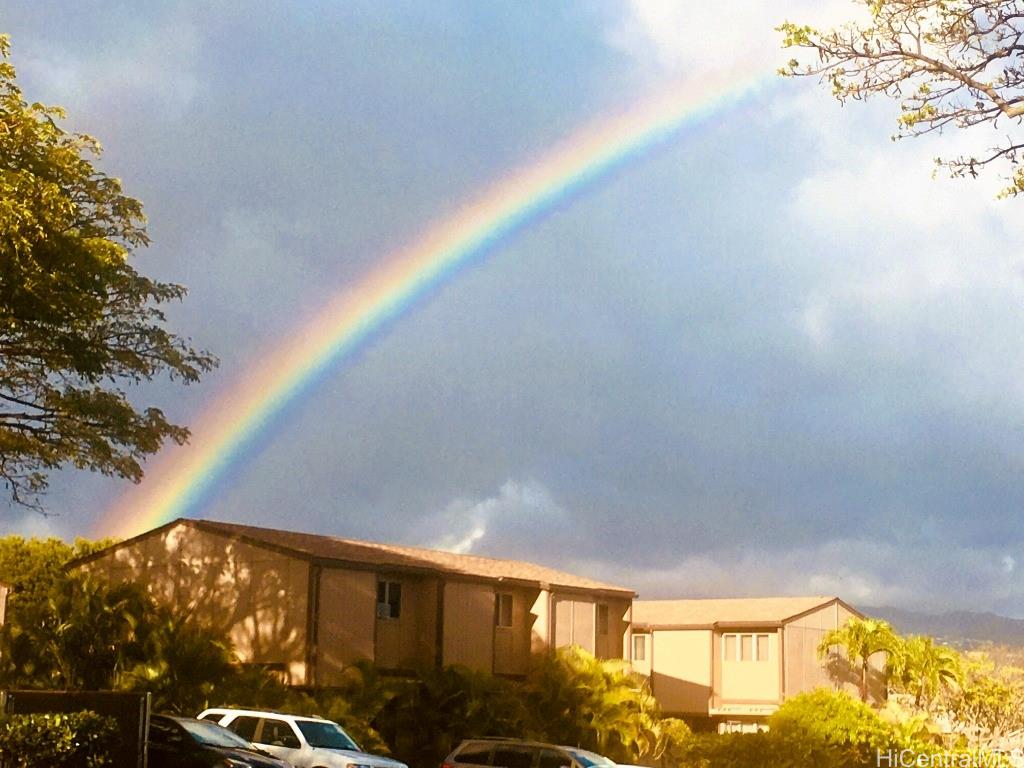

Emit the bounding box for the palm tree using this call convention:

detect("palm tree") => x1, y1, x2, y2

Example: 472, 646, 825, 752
817, 617, 896, 703
525, 645, 661, 761
888, 635, 961, 711
119, 607, 238, 713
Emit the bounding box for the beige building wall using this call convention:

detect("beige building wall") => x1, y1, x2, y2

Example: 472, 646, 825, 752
530, 589, 551, 654
442, 581, 495, 671
595, 598, 631, 660
80, 523, 310, 684
494, 586, 537, 675
316, 567, 376, 686
0, 583, 8, 626
786, 602, 885, 703
375, 575, 437, 670
650, 629, 713, 715
716, 629, 780, 704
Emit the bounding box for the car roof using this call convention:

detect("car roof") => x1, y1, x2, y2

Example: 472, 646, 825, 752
199, 707, 333, 724
154, 714, 205, 724
459, 738, 570, 750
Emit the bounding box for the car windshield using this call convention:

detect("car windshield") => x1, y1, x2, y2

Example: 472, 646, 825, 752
295, 720, 360, 751
179, 719, 256, 749
561, 748, 615, 767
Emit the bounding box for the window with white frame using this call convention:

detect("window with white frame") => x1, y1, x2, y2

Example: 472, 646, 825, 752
377, 580, 402, 619
632, 633, 648, 662
723, 633, 771, 662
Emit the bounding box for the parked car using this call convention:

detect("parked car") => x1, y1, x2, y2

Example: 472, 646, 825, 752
147, 713, 293, 768
558, 748, 617, 768
441, 738, 617, 768
198, 707, 407, 768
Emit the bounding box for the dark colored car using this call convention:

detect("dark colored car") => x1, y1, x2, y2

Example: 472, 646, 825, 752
147, 713, 293, 768
442, 738, 616, 768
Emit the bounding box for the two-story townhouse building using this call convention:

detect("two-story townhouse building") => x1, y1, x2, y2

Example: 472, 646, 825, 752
68, 519, 635, 687
631, 596, 886, 732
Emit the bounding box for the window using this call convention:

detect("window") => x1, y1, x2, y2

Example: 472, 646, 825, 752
454, 743, 494, 765
756, 634, 770, 661
295, 720, 359, 751
496, 593, 514, 628
377, 580, 402, 619
540, 750, 569, 768
597, 604, 609, 635
148, 718, 185, 745
492, 746, 536, 768
225, 715, 260, 741
724, 634, 737, 660
258, 718, 301, 749
740, 634, 753, 661
724, 633, 771, 662
632, 633, 647, 662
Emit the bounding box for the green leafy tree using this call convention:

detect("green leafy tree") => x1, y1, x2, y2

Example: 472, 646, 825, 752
0, 535, 114, 619
0, 35, 215, 509
374, 664, 528, 768
817, 617, 896, 702
887, 635, 962, 712
779, 1, 1024, 197
118, 608, 239, 714
946, 652, 1024, 748
0, 573, 150, 689
524, 646, 663, 761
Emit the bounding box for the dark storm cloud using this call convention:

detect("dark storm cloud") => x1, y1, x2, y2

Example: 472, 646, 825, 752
4, 1, 1024, 614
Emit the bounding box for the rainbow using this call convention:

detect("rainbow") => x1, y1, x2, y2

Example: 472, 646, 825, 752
98, 67, 771, 539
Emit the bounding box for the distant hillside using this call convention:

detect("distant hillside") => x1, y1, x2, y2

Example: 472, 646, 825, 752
861, 605, 1024, 648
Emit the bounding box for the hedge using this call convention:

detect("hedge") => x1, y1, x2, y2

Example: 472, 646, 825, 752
0, 711, 119, 767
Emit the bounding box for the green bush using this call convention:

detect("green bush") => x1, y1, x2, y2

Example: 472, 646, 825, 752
0, 711, 119, 767
679, 730, 860, 768
677, 689, 990, 768
768, 688, 901, 753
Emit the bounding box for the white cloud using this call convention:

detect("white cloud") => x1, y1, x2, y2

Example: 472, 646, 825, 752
425, 480, 569, 555
18, 15, 202, 117
606, 0, 859, 78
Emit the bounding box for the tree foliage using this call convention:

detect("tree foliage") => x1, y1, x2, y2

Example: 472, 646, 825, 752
0, 534, 114, 618
779, 1, 1024, 197
679, 690, 949, 768
887, 634, 962, 711
0, 711, 120, 768
0, 34, 215, 509
523, 645, 668, 761
946, 652, 1024, 747
817, 617, 896, 702
0, 566, 251, 715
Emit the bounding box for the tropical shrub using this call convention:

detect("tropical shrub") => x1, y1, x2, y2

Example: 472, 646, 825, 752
117, 607, 241, 714
0, 711, 119, 767
374, 664, 528, 768
0, 574, 151, 690
678, 730, 856, 768
523, 646, 663, 761
768, 689, 900, 753
679, 689, 986, 768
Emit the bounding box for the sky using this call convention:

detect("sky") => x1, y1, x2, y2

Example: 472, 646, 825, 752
4, 1, 1024, 616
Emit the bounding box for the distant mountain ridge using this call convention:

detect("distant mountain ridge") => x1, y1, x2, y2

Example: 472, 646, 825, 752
860, 605, 1024, 648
